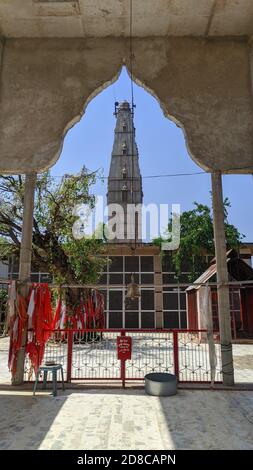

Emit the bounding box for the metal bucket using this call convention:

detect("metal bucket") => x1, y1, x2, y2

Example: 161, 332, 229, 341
145, 373, 177, 396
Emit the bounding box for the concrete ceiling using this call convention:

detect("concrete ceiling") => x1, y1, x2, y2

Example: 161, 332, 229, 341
1, 0, 253, 38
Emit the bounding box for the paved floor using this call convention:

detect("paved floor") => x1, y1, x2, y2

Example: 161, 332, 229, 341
1, 337, 253, 450
0, 389, 252, 450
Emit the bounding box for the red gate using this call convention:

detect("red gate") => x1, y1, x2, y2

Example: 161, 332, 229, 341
24, 328, 222, 386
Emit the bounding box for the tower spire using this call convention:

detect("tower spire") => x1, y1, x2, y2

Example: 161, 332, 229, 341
107, 101, 143, 243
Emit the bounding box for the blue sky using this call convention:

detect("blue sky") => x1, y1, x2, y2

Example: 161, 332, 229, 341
52, 68, 253, 242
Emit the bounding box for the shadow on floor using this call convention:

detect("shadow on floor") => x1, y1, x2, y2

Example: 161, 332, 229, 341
0, 392, 68, 450
0, 388, 253, 450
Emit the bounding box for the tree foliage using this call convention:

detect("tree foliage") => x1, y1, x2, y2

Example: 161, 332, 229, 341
154, 200, 244, 282
0, 168, 106, 284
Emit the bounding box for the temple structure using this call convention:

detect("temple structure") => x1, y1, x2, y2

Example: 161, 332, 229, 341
107, 101, 143, 243
102, 101, 163, 329
2, 100, 253, 333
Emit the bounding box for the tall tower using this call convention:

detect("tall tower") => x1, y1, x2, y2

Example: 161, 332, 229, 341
107, 101, 143, 243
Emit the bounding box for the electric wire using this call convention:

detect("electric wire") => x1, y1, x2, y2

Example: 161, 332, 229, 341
35, 170, 253, 180
129, 0, 136, 249
36, 171, 207, 180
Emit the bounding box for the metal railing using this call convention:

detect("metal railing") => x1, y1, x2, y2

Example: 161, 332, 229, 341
24, 328, 222, 386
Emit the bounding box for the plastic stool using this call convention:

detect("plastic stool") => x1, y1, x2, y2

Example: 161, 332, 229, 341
33, 364, 65, 397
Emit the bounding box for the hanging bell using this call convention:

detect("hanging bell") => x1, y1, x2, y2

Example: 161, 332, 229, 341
125, 273, 140, 301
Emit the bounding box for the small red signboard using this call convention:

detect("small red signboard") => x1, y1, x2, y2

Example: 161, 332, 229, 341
117, 336, 132, 361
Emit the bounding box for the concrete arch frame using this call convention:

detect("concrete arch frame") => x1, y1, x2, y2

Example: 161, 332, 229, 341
0, 37, 253, 174
1, 35, 251, 386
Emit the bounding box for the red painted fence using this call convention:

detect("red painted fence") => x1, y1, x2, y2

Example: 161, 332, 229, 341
24, 328, 222, 386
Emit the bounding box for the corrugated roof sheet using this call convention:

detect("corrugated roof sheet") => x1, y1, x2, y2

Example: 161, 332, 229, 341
186, 264, 217, 291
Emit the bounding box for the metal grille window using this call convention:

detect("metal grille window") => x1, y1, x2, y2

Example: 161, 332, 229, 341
180, 292, 186, 310
141, 256, 154, 272
164, 311, 180, 328
9, 271, 53, 283
163, 273, 177, 283
141, 273, 154, 284
163, 292, 178, 310
162, 255, 174, 272
97, 274, 107, 285
162, 255, 191, 284
109, 273, 123, 285
100, 255, 155, 329
229, 288, 242, 333
180, 311, 187, 328
141, 290, 154, 310
125, 256, 139, 272
163, 287, 187, 329
162, 257, 189, 329
109, 290, 123, 310
141, 311, 155, 328
125, 311, 139, 328
125, 296, 139, 310
109, 256, 123, 272
109, 312, 123, 328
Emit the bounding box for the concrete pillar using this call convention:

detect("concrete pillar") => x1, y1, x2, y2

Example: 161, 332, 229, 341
12, 173, 37, 385
249, 37, 253, 95
211, 171, 234, 386
0, 37, 4, 87
154, 255, 163, 328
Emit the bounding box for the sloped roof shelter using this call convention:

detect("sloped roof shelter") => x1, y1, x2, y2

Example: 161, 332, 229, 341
187, 249, 253, 290
187, 250, 253, 338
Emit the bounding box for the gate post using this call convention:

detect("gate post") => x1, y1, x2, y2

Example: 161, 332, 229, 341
67, 330, 73, 383
211, 171, 234, 386
121, 331, 126, 389
12, 173, 37, 385
121, 359, 126, 389
173, 331, 179, 380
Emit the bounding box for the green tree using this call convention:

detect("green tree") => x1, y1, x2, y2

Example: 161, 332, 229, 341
154, 200, 244, 282
0, 168, 106, 284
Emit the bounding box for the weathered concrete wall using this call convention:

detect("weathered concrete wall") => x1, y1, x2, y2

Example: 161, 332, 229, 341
129, 38, 253, 173
0, 37, 253, 174
0, 38, 124, 173
0, 37, 4, 95
248, 38, 253, 108
0, 38, 3, 65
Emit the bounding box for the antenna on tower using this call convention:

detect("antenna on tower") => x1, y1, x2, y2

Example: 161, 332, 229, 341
114, 101, 119, 116
131, 103, 136, 116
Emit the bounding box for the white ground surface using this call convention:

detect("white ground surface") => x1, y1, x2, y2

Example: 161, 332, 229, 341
0, 336, 253, 450
0, 389, 252, 450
